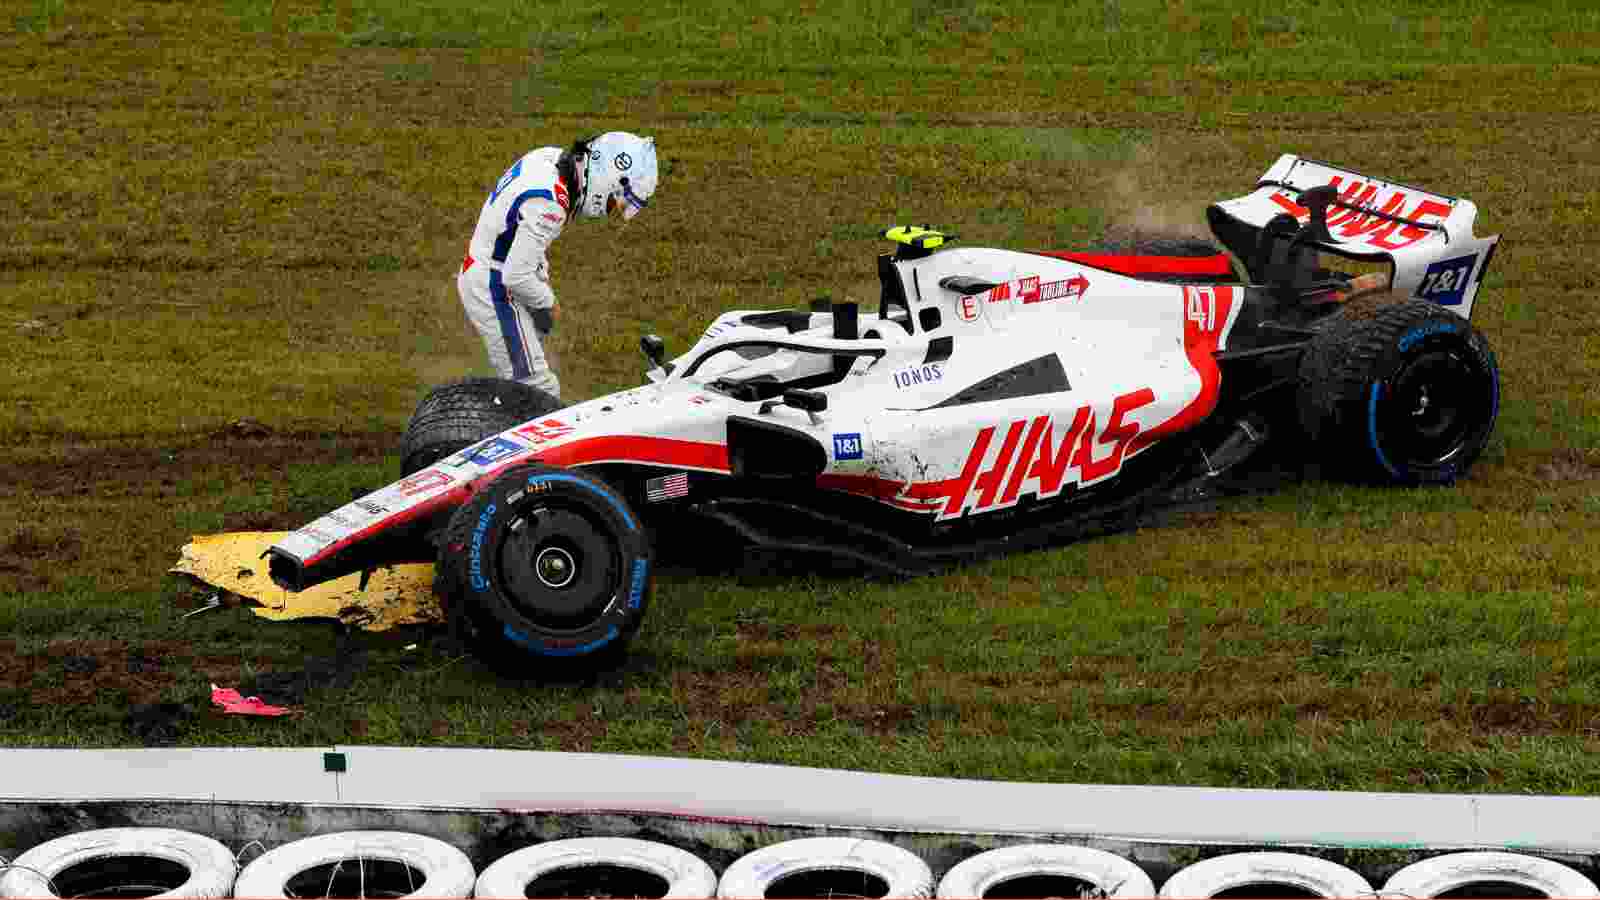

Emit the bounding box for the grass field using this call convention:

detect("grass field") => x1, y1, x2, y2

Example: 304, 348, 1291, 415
3, 0, 1599, 793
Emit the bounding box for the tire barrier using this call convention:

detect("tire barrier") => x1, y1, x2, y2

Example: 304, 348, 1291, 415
1158, 851, 1373, 898
936, 843, 1156, 899
473, 837, 717, 899
0, 827, 236, 899
1381, 851, 1600, 898
717, 836, 935, 899
7, 826, 1600, 900
231, 831, 475, 899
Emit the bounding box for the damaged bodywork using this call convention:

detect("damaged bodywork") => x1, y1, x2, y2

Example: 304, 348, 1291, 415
263, 155, 1503, 672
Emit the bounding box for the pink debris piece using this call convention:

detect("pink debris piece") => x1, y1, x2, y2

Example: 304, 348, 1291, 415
210, 683, 294, 717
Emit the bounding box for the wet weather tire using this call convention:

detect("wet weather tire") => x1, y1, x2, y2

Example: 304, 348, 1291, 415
936, 844, 1156, 899
474, 838, 717, 899
1298, 296, 1499, 485
0, 827, 237, 899
435, 463, 651, 675
1158, 852, 1372, 898
1381, 851, 1600, 898
400, 377, 562, 477
717, 837, 933, 899
231, 831, 475, 899
1067, 234, 1237, 283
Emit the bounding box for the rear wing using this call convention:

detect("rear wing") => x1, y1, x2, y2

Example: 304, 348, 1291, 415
1207, 154, 1500, 319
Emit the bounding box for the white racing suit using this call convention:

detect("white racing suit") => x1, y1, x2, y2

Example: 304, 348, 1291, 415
458, 146, 569, 399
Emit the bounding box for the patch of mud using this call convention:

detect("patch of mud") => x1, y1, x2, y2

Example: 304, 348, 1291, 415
1534, 448, 1600, 482
0, 432, 392, 498
0, 433, 393, 593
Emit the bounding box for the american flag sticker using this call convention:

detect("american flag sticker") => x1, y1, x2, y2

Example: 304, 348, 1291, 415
645, 471, 690, 503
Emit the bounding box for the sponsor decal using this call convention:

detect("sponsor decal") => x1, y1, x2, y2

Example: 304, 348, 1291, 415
956, 292, 982, 322
513, 417, 574, 444
614, 152, 632, 171
892, 362, 944, 389
324, 510, 361, 529
833, 432, 864, 461
628, 558, 648, 609
468, 501, 496, 590
354, 499, 388, 516
490, 159, 523, 205
398, 469, 454, 497
541, 211, 563, 224
985, 274, 1088, 305
702, 320, 735, 340
1269, 176, 1453, 251
1399, 320, 1461, 352
298, 525, 335, 544
931, 387, 1156, 520
688, 395, 711, 405
1028, 274, 1089, 304
443, 435, 527, 468
553, 179, 570, 211
645, 472, 690, 502
1415, 253, 1477, 306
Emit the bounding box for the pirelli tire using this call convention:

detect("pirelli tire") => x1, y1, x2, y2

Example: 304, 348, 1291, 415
399, 377, 563, 477
435, 462, 651, 674
1297, 296, 1499, 485
1072, 234, 1237, 283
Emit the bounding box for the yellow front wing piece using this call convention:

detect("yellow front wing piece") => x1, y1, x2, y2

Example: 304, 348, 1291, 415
170, 532, 442, 631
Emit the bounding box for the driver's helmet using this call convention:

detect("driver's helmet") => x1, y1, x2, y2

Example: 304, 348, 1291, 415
580, 131, 657, 221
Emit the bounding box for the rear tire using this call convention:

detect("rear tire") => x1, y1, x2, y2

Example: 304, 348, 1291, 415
1062, 233, 1237, 283
434, 463, 651, 676
1298, 295, 1499, 485
399, 378, 562, 477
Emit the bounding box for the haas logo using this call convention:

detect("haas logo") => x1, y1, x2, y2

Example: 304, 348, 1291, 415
930, 387, 1156, 520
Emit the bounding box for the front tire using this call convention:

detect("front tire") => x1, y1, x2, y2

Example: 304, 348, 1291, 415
1298, 295, 1500, 484
434, 463, 651, 675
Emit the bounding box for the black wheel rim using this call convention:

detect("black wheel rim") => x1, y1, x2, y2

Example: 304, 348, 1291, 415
1375, 345, 1488, 469
496, 502, 621, 630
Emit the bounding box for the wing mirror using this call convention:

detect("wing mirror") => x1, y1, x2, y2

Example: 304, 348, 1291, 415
760, 388, 828, 425
640, 333, 671, 376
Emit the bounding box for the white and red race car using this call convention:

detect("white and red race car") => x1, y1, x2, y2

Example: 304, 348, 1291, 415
267, 155, 1502, 672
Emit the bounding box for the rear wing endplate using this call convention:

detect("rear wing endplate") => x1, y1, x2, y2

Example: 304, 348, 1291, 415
1207, 154, 1500, 318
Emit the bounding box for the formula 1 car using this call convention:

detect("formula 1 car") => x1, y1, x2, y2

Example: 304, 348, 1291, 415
266, 154, 1502, 672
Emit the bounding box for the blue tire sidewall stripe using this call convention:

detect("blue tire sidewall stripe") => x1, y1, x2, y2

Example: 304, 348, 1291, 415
470, 470, 647, 657
1367, 325, 1500, 479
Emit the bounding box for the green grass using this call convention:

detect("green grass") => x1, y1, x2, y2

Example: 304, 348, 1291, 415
1, 0, 1598, 793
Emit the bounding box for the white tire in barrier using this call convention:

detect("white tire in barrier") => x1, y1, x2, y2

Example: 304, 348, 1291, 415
232, 831, 475, 899
1381, 851, 1600, 898
718, 836, 933, 899
1159, 851, 1373, 898
937, 844, 1156, 899
0, 827, 236, 899
474, 837, 717, 899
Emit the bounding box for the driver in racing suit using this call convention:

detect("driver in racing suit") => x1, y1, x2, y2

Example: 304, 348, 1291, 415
457, 131, 659, 400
